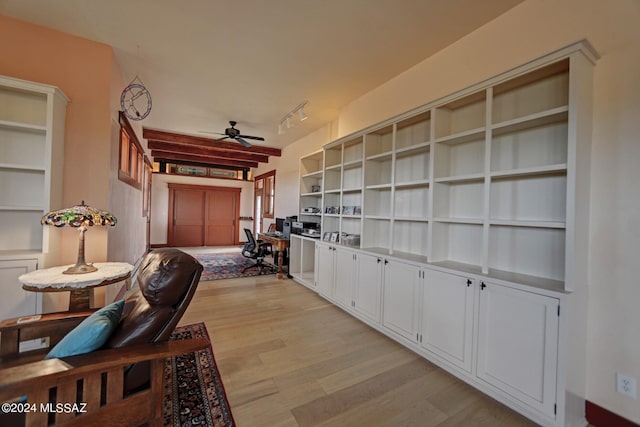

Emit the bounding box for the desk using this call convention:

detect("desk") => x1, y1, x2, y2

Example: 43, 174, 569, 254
19, 262, 133, 311
258, 233, 290, 279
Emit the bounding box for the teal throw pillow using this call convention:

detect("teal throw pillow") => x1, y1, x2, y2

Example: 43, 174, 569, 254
45, 299, 124, 359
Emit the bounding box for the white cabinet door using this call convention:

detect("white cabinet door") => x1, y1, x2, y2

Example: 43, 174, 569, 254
477, 281, 559, 418
382, 259, 421, 341
355, 252, 383, 323
0, 258, 40, 319
334, 246, 356, 309
422, 269, 475, 372
315, 242, 335, 297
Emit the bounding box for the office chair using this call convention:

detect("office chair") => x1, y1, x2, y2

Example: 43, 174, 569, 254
242, 228, 275, 274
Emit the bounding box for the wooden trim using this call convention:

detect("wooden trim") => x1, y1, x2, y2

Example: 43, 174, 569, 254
119, 112, 144, 189
148, 140, 269, 163
152, 149, 259, 169
586, 400, 640, 427
143, 127, 282, 157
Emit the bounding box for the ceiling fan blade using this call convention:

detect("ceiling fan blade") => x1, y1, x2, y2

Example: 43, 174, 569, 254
238, 134, 265, 141
235, 137, 253, 147
214, 136, 230, 142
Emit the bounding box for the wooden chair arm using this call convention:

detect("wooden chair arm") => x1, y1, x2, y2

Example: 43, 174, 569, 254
0, 311, 95, 359
0, 337, 209, 426
0, 338, 210, 401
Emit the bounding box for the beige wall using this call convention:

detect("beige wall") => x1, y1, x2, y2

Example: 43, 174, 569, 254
0, 14, 145, 309
277, 0, 640, 422
254, 123, 336, 228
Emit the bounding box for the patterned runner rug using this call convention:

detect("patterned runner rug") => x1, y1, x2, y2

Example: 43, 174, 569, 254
194, 252, 267, 281
163, 323, 235, 427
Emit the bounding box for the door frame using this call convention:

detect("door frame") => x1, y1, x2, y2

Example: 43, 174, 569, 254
167, 183, 241, 246
254, 170, 276, 234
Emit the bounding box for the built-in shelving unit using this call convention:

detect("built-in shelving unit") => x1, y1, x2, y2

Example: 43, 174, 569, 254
0, 75, 68, 320
292, 41, 597, 427
299, 44, 595, 293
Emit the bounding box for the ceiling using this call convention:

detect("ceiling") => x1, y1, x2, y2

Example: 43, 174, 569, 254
1, 0, 524, 169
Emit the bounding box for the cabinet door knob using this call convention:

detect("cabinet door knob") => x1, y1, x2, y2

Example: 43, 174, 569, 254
480, 282, 486, 290
377, 258, 381, 263
467, 279, 472, 287
384, 259, 389, 265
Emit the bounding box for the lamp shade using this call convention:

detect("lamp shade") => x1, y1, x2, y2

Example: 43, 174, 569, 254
42, 201, 117, 228
41, 201, 117, 274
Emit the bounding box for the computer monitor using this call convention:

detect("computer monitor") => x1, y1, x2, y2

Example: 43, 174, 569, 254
275, 217, 285, 233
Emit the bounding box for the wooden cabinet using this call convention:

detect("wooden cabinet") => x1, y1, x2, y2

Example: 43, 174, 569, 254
381, 259, 421, 341
297, 41, 596, 427
420, 269, 475, 372
0, 257, 40, 319
0, 75, 68, 320
0, 75, 67, 262
477, 281, 559, 419
333, 246, 356, 309
314, 241, 335, 297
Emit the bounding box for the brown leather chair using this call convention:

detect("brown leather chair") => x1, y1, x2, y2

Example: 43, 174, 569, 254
107, 248, 204, 392
0, 248, 207, 427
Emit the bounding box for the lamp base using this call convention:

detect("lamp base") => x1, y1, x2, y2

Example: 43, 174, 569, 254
63, 263, 98, 275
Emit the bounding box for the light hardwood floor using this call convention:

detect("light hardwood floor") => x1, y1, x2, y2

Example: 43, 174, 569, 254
180, 275, 538, 427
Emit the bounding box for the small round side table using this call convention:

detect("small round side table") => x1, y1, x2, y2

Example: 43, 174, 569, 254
19, 262, 133, 312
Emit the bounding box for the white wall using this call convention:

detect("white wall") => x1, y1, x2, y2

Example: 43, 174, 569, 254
314, 0, 639, 422
150, 173, 254, 245
254, 123, 335, 227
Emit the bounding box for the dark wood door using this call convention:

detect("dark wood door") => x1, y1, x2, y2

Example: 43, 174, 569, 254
171, 188, 205, 246
168, 184, 240, 247
205, 189, 238, 246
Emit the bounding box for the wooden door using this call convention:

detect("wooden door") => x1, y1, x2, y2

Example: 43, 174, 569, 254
168, 184, 241, 247
170, 188, 205, 247
205, 189, 239, 246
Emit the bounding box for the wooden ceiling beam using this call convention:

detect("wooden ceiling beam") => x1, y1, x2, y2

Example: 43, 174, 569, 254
143, 128, 281, 157
151, 150, 258, 169
148, 140, 269, 163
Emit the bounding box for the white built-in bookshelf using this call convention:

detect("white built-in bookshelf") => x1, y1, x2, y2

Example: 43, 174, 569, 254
290, 41, 597, 427
298, 42, 597, 293
0, 75, 68, 319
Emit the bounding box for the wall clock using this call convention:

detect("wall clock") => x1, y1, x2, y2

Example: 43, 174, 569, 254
120, 83, 152, 121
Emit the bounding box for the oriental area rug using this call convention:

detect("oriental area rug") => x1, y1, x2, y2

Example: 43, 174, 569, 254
163, 323, 235, 427
194, 252, 267, 281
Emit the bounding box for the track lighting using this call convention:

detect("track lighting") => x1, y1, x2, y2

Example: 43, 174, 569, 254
279, 100, 308, 133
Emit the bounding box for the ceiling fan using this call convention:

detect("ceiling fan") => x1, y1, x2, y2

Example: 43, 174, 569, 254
202, 121, 265, 147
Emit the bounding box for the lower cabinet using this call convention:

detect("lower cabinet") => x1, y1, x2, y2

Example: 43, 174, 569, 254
477, 280, 559, 419
333, 246, 356, 309
314, 241, 335, 297
0, 257, 41, 320
353, 252, 383, 323
381, 259, 421, 341
308, 249, 562, 426
421, 269, 475, 372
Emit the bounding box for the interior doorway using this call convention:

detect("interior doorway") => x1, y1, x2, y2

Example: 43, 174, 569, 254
167, 184, 241, 247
